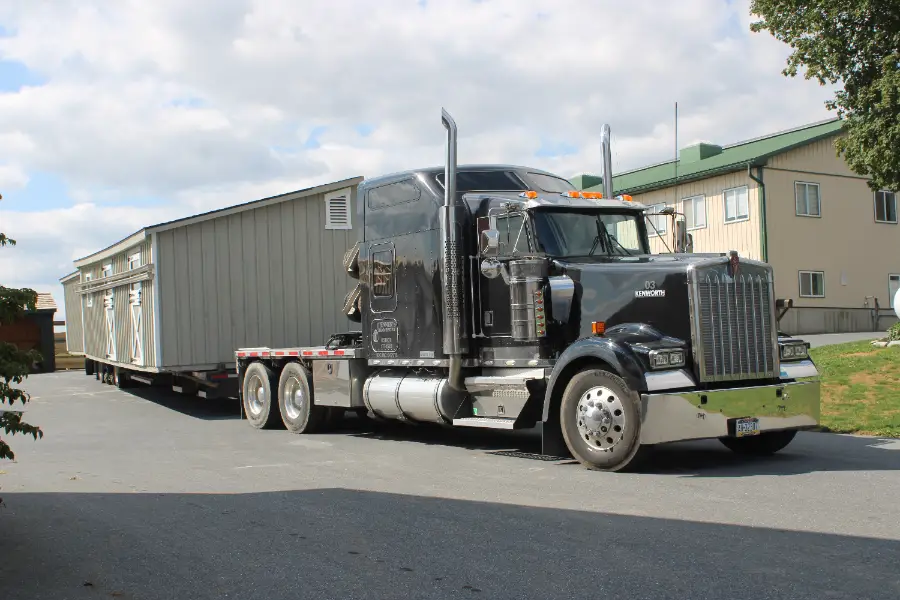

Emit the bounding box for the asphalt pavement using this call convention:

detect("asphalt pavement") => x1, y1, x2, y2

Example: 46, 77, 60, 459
1, 371, 899, 599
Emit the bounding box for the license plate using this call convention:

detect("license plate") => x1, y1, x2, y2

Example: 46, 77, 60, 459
735, 417, 760, 438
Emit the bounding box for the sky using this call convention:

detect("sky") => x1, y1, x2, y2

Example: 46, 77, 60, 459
0, 0, 837, 326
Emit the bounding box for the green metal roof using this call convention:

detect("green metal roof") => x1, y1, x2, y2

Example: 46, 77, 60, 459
577, 118, 844, 195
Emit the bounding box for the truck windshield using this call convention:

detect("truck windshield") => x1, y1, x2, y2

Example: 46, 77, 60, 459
531, 209, 648, 257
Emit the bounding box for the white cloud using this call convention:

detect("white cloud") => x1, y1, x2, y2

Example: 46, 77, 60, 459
0, 0, 839, 318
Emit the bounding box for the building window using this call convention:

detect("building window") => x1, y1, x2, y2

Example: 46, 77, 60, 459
371, 249, 394, 297
681, 195, 706, 230
799, 271, 825, 298
102, 263, 113, 277
723, 186, 749, 223
128, 252, 141, 269
795, 182, 821, 217
874, 190, 897, 224
647, 203, 668, 235
325, 189, 352, 230
890, 274, 900, 308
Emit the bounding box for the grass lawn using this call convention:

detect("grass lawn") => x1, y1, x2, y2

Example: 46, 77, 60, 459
809, 340, 900, 438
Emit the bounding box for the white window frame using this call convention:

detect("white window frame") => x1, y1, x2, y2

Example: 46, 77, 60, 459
128, 251, 143, 364
798, 270, 825, 298
874, 190, 898, 224
647, 203, 668, 236
794, 181, 821, 217
890, 274, 900, 309
104, 288, 117, 360
84, 272, 93, 308
681, 195, 706, 230
324, 188, 352, 230
723, 185, 750, 224
128, 252, 142, 270
102, 262, 113, 277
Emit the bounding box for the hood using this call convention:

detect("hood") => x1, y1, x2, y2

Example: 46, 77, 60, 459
551, 256, 701, 343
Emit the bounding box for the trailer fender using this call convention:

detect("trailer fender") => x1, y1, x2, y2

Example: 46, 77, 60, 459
541, 336, 646, 423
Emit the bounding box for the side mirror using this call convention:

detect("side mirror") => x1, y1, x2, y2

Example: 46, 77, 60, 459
675, 220, 693, 253
481, 229, 500, 257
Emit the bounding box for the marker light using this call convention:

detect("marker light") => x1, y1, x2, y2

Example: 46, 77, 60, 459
621, 194, 633, 202
591, 321, 606, 335
520, 190, 539, 199
581, 191, 604, 199
561, 190, 583, 198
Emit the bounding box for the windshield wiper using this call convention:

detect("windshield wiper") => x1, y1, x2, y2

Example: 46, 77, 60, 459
593, 217, 632, 257
588, 218, 608, 256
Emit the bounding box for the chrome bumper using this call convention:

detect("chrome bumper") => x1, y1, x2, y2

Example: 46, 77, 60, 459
639, 377, 821, 445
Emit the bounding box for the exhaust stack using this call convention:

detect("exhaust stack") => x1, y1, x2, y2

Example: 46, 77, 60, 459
440, 108, 467, 390
601, 124, 614, 201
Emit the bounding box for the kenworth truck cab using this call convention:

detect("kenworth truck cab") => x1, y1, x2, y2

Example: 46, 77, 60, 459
235, 109, 821, 472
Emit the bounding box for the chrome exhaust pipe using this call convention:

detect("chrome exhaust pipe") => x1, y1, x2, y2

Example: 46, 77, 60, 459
440, 108, 467, 391
601, 124, 614, 200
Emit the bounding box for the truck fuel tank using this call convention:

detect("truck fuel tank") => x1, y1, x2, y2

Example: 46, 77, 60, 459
363, 370, 468, 425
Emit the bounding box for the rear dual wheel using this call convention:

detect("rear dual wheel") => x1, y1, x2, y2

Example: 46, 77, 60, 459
559, 368, 646, 472
241, 361, 331, 433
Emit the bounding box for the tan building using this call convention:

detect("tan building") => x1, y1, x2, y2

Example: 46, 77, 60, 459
573, 118, 899, 334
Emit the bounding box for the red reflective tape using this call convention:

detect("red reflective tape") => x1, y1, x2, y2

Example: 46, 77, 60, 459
249, 352, 259, 357
237, 352, 245, 357
318, 350, 328, 356
288, 351, 299, 356
274, 351, 285, 356
333, 350, 345, 356
302, 351, 313, 356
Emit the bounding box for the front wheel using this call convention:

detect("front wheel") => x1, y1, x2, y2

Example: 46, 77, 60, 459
560, 369, 646, 472
719, 429, 797, 455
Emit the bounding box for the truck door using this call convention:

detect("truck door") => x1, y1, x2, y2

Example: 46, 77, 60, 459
476, 209, 535, 339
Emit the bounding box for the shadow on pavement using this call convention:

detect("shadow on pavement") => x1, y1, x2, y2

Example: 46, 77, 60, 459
0, 488, 897, 600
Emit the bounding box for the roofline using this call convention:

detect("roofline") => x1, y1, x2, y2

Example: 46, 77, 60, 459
73, 230, 148, 268
60, 271, 81, 283
146, 175, 364, 234
606, 117, 845, 182
360, 164, 570, 188
70, 175, 365, 268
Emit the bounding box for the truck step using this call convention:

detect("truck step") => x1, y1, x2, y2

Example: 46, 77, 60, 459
452, 417, 518, 430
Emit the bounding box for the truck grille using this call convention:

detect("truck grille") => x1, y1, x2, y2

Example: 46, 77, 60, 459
691, 263, 778, 382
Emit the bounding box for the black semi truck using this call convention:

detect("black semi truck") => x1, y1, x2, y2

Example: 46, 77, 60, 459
235, 109, 821, 472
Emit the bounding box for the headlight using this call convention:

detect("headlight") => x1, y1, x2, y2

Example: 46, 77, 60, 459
649, 348, 686, 369
779, 341, 809, 361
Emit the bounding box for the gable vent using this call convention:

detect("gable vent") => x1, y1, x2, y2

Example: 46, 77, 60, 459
325, 189, 352, 230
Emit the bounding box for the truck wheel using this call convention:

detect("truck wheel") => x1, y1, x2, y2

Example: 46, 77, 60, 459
560, 368, 645, 472
277, 362, 327, 433
85, 359, 95, 376
114, 368, 130, 388
242, 362, 282, 429
719, 430, 797, 455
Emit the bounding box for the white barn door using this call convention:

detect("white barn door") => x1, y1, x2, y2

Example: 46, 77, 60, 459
130, 283, 143, 365
104, 289, 116, 360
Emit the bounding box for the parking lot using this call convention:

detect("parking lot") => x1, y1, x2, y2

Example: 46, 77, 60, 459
1, 370, 899, 599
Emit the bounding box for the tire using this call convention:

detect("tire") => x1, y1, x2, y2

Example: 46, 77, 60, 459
277, 362, 328, 433
114, 368, 130, 388
241, 362, 282, 429
719, 429, 797, 455
559, 368, 646, 472
85, 360, 95, 376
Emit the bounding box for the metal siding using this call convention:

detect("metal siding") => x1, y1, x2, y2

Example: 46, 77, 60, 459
62, 279, 84, 353
214, 218, 233, 358
295, 199, 312, 345
158, 230, 180, 367
267, 204, 286, 347
281, 201, 299, 346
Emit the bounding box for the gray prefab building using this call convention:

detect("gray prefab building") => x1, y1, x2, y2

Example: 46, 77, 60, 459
60, 177, 363, 375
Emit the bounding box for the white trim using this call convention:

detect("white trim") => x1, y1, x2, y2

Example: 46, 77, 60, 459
681, 194, 707, 230
794, 181, 821, 218
84, 272, 94, 308
723, 185, 750, 223
874, 189, 898, 224
889, 274, 900, 309
128, 251, 142, 269
324, 187, 353, 230
798, 270, 825, 298
151, 232, 163, 368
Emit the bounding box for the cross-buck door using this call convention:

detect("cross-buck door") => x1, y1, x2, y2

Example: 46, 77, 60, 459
104, 289, 116, 360
130, 283, 142, 365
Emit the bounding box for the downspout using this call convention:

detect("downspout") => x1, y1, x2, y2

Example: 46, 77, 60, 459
440, 108, 467, 391
601, 124, 615, 201
748, 164, 768, 262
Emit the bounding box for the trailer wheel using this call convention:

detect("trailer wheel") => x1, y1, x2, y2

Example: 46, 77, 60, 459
114, 368, 131, 389
241, 362, 282, 429
85, 359, 95, 376
559, 368, 646, 472
719, 429, 797, 455
277, 362, 327, 433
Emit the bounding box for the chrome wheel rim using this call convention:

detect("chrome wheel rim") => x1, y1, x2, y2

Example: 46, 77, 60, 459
246, 374, 265, 416
576, 386, 626, 452
283, 376, 305, 421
